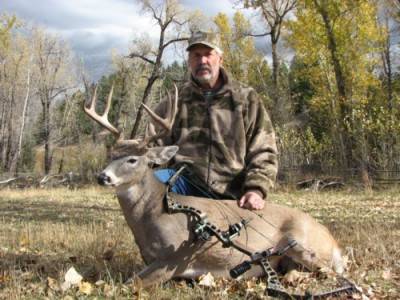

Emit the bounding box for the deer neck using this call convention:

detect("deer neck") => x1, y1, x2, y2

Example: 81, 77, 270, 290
115, 169, 166, 225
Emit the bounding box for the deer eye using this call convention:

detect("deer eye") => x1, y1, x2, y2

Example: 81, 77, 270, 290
127, 158, 137, 164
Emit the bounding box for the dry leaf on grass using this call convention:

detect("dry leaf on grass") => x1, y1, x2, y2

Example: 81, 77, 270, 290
19, 236, 30, 248
198, 272, 216, 287
352, 293, 370, 300
47, 277, 60, 291
95, 280, 106, 286
282, 270, 310, 285
245, 279, 257, 292
103, 283, 115, 298
381, 269, 391, 280
79, 281, 93, 295
61, 267, 83, 291
0, 274, 10, 284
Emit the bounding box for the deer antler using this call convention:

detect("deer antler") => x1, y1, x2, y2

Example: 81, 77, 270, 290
84, 84, 121, 138
141, 84, 179, 146
142, 84, 178, 132
84, 83, 179, 149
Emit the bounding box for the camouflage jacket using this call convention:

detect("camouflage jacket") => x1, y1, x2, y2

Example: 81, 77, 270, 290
151, 68, 278, 200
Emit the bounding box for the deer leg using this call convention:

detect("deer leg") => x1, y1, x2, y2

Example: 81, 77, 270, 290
134, 245, 199, 288
134, 259, 179, 287
274, 235, 322, 272
276, 233, 344, 274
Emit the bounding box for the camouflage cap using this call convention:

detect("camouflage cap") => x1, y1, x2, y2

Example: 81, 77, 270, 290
186, 31, 222, 53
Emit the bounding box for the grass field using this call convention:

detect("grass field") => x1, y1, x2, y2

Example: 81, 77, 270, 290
0, 187, 399, 299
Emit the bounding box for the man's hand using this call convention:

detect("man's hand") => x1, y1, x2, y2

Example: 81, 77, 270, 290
238, 190, 264, 210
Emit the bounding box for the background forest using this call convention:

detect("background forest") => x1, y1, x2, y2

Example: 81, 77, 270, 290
1, 0, 400, 189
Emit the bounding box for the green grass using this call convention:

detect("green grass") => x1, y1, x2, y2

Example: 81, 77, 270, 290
0, 187, 399, 299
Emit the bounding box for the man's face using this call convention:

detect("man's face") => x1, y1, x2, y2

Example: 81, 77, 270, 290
188, 45, 223, 88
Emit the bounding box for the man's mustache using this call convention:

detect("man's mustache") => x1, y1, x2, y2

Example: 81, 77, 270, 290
195, 65, 211, 74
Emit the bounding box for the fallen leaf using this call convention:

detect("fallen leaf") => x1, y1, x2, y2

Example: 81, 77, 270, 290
198, 272, 216, 287
245, 279, 256, 292
257, 281, 267, 290
47, 277, 59, 291
282, 270, 310, 285
365, 286, 374, 296
103, 283, 114, 297
0, 274, 11, 284
95, 280, 106, 286
61, 267, 83, 291
79, 281, 93, 295
19, 236, 30, 247
381, 269, 391, 280
283, 269, 301, 285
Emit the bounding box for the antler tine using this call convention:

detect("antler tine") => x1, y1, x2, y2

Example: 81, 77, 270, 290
88, 84, 98, 111
84, 84, 121, 138
104, 84, 114, 116
166, 84, 179, 128
141, 83, 178, 132
139, 84, 179, 148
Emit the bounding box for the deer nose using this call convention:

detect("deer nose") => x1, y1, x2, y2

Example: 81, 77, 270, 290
97, 172, 111, 185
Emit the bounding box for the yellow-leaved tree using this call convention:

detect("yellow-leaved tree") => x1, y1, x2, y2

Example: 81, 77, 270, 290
286, 0, 384, 187
214, 12, 272, 107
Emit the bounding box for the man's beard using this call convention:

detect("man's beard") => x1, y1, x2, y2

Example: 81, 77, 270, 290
195, 73, 212, 84
193, 65, 214, 84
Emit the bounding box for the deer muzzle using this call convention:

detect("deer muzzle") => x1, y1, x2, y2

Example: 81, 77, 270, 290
97, 172, 111, 186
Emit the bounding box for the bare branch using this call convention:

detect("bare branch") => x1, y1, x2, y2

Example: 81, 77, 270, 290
162, 37, 189, 50
129, 0, 189, 138
0, 177, 18, 185
49, 87, 71, 100
144, 1, 163, 26
173, 18, 189, 26
128, 53, 156, 65
244, 31, 272, 37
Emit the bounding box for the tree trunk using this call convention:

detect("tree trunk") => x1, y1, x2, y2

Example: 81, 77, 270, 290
130, 75, 158, 138
382, 17, 393, 111
43, 97, 52, 174
315, 0, 352, 171
315, 0, 373, 186
130, 24, 165, 139
271, 36, 279, 101
5, 92, 15, 171
58, 149, 64, 174
0, 96, 7, 169
270, 37, 282, 124
11, 60, 31, 175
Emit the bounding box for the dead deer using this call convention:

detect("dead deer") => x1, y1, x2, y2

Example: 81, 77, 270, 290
84, 86, 344, 288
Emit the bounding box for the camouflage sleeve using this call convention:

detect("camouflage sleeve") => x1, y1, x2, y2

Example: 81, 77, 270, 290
243, 90, 278, 199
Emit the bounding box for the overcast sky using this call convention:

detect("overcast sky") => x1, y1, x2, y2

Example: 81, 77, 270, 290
3, 0, 248, 80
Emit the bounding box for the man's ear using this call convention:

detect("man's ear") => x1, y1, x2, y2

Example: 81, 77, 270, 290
145, 146, 179, 165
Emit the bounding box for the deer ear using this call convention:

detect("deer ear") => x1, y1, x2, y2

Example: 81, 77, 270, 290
146, 146, 179, 165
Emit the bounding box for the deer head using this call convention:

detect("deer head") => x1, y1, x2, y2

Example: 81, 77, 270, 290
84, 84, 179, 186
97, 146, 179, 187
